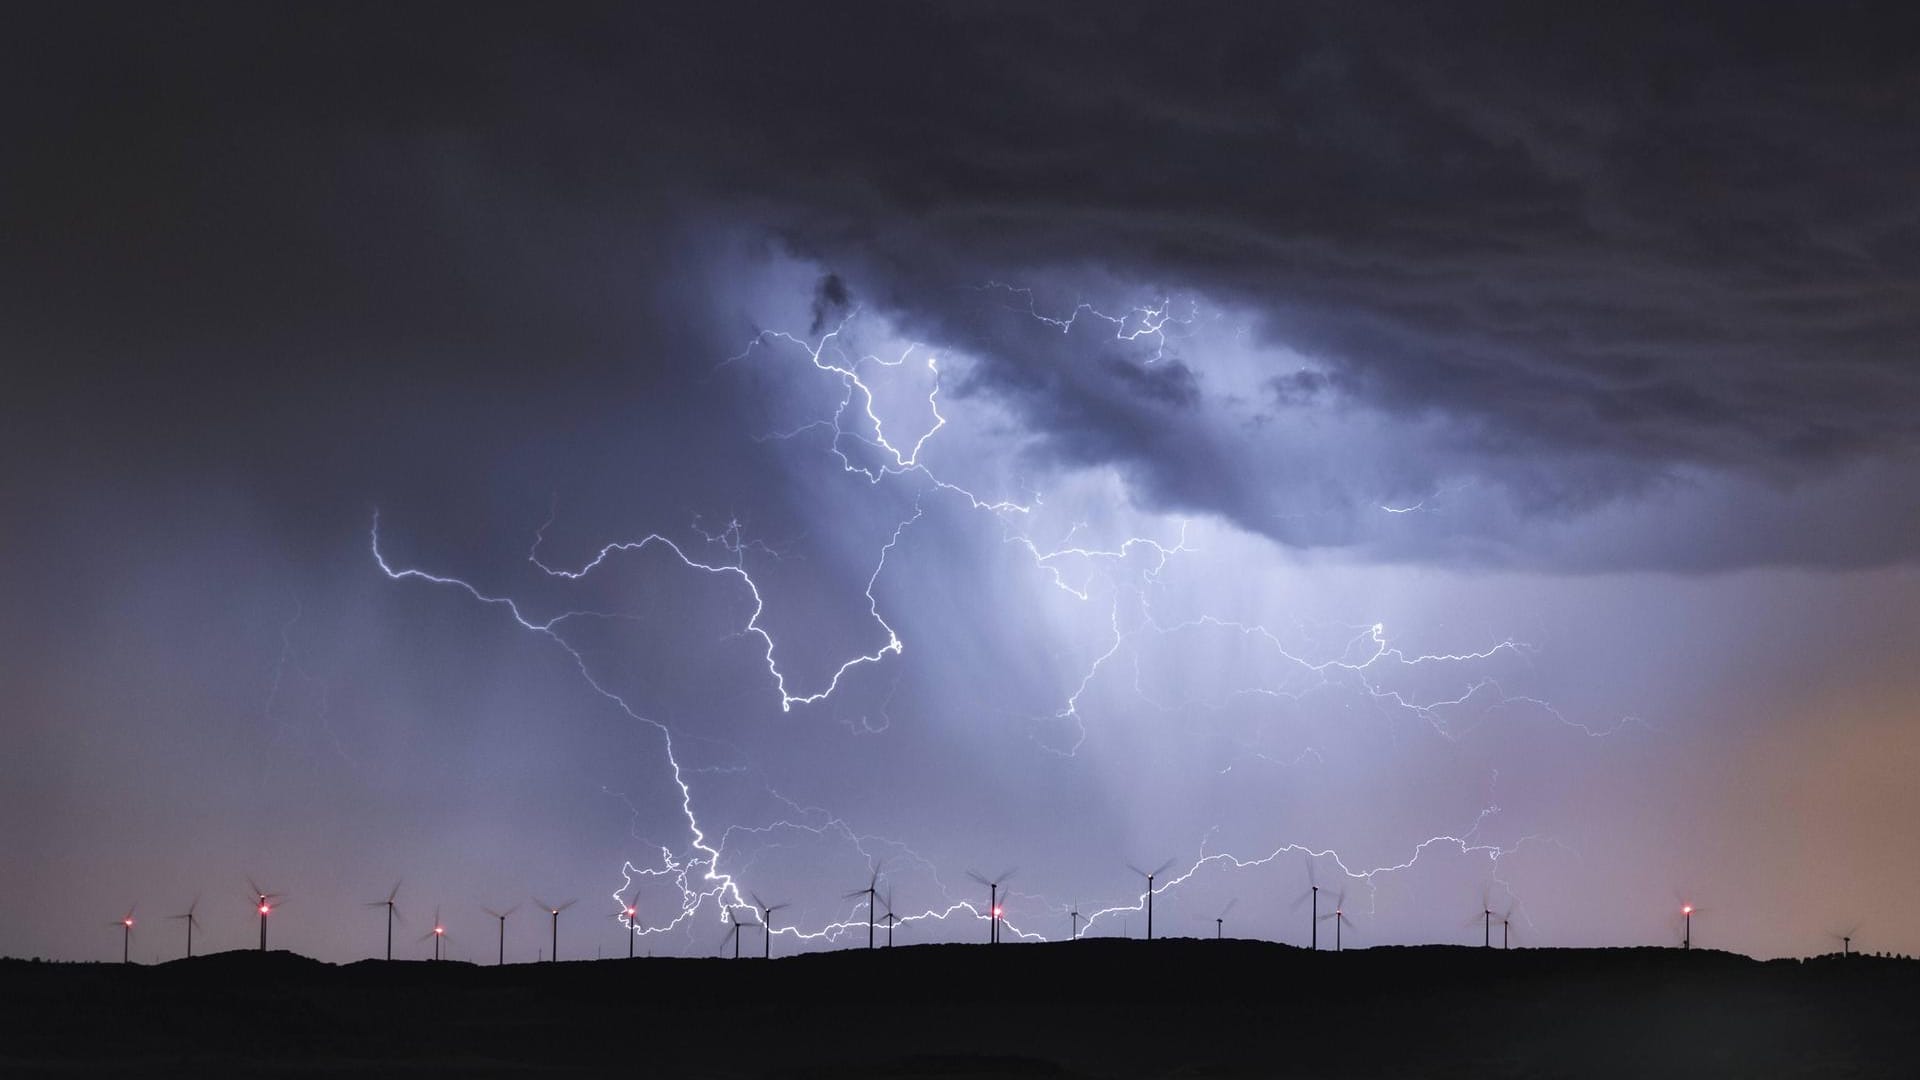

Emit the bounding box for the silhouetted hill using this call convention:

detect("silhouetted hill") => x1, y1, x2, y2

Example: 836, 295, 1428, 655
2, 941, 1916, 1077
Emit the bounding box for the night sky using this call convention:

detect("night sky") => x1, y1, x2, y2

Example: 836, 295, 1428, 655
5, 3, 1919, 964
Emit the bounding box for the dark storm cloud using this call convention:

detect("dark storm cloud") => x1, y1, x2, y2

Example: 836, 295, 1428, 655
809, 274, 851, 336
618, 2, 1920, 560
5, 3, 1918, 568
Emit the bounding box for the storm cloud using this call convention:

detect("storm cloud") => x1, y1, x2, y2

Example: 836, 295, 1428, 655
5, 4, 1920, 967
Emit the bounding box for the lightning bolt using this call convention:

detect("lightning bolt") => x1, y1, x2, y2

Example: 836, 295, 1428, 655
372, 283, 1635, 953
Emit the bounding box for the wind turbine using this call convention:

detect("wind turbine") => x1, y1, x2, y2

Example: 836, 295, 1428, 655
421, 907, 447, 961
168, 898, 200, 959
751, 893, 789, 959
720, 906, 748, 959
1680, 902, 1695, 950
482, 904, 517, 965
1069, 905, 1080, 940
1127, 857, 1176, 940
247, 879, 284, 952
1214, 898, 1237, 940
1318, 890, 1354, 951
843, 864, 884, 949
534, 897, 577, 962
966, 868, 1016, 944
115, 906, 136, 964
1291, 857, 1322, 949
1468, 892, 1494, 948
366, 881, 403, 961
1500, 906, 1516, 950
614, 899, 641, 960
881, 888, 897, 947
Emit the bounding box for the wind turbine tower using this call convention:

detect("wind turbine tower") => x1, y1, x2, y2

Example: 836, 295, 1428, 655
248, 880, 283, 952
367, 881, 403, 961
168, 899, 200, 960
1128, 858, 1175, 940
534, 897, 577, 962
483, 905, 517, 965
752, 893, 789, 959
422, 908, 446, 961
844, 866, 883, 949
1319, 891, 1354, 952
117, 907, 135, 964
967, 869, 1016, 944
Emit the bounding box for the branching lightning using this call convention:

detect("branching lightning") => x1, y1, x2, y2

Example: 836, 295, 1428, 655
372, 282, 1635, 953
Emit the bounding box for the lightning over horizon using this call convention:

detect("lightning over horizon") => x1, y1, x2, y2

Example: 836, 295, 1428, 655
367, 295, 1639, 954
10, 2, 1920, 981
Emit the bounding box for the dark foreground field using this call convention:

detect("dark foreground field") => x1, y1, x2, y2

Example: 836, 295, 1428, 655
3, 941, 1915, 1077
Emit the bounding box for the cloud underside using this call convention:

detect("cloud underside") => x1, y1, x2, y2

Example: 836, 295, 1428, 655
646, 5, 1920, 567
7, 3, 1919, 568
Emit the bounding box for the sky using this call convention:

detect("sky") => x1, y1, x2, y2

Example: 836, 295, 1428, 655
4, 2, 1918, 964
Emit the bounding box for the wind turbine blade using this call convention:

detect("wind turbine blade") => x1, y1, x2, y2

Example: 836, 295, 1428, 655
996, 868, 1017, 885
533, 897, 552, 912
1152, 857, 1177, 879
965, 870, 990, 887
557, 899, 578, 912
750, 892, 767, 913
